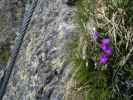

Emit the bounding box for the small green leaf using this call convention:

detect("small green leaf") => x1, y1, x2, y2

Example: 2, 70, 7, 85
101, 32, 107, 36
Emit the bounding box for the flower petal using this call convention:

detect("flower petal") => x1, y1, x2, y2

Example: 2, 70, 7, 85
99, 55, 108, 64
99, 43, 108, 51
92, 31, 99, 41
101, 38, 110, 45
105, 48, 113, 56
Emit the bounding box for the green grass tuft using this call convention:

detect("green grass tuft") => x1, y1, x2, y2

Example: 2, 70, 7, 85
66, 0, 133, 100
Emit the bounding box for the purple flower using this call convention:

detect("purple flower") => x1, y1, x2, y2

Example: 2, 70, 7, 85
105, 48, 113, 56
99, 55, 108, 64
92, 31, 99, 41
101, 38, 110, 45
99, 43, 108, 51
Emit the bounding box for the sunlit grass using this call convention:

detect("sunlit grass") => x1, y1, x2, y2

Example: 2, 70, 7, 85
66, 0, 133, 100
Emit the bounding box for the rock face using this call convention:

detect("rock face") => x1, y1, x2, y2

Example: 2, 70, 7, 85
0, 0, 25, 43
3, 0, 76, 100
0, 0, 25, 62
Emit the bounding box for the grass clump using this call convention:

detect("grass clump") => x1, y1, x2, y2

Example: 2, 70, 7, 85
111, 0, 129, 8
66, 0, 133, 100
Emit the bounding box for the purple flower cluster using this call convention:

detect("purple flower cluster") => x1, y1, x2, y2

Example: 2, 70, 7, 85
99, 38, 112, 64
91, 30, 113, 65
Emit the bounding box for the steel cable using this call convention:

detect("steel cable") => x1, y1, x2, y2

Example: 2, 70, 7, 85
0, 0, 38, 99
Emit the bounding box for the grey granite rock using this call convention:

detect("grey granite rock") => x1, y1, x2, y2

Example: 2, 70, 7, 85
0, 0, 25, 63
3, 0, 76, 100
